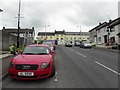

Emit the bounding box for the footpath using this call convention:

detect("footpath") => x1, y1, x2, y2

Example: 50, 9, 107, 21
93, 45, 119, 53
0, 51, 13, 59
0, 51, 13, 81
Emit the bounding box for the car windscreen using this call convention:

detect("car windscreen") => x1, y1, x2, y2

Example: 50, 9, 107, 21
22, 46, 50, 55
83, 41, 90, 44
76, 42, 80, 44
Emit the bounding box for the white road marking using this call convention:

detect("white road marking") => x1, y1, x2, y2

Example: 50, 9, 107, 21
67, 47, 74, 51
54, 71, 58, 82
76, 52, 86, 58
95, 61, 120, 75
68, 48, 74, 51
0, 72, 8, 79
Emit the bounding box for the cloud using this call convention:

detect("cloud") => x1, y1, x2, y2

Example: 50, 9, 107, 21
0, 0, 119, 37
65, 2, 118, 26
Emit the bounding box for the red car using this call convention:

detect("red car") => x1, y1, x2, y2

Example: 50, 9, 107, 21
8, 44, 55, 80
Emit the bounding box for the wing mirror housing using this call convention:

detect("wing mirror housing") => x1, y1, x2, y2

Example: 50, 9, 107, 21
19, 50, 23, 54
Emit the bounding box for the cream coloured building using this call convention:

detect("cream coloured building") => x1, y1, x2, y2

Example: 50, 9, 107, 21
37, 30, 89, 44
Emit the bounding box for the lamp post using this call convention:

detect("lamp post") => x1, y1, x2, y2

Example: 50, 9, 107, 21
0, 9, 3, 12
77, 25, 82, 41
45, 25, 50, 41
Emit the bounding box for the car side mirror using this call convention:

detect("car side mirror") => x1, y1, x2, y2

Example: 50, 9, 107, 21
19, 50, 23, 54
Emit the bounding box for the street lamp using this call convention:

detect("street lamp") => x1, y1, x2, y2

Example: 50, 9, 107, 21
0, 9, 3, 12
77, 25, 82, 41
45, 25, 50, 41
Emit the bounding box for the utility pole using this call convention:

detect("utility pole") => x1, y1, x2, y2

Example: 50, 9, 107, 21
77, 25, 82, 41
44, 25, 50, 41
17, 0, 21, 48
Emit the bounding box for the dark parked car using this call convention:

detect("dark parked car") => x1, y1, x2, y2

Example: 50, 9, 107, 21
74, 41, 81, 46
65, 41, 72, 47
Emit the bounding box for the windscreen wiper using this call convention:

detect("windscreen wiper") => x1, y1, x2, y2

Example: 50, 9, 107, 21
23, 53, 36, 55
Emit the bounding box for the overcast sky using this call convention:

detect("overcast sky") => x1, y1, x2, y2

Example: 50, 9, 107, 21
0, 0, 119, 38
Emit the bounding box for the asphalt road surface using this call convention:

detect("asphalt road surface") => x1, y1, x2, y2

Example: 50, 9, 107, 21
2, 45, 119, 89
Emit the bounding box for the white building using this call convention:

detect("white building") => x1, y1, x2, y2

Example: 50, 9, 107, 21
96, 22, 108, 45
89, 17, 120, 46
107, 18, 120, 45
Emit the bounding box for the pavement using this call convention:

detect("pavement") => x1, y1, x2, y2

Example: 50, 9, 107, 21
93, 45, 119, 53
2, 45, 119, 88
0, 51, 13, 82
0, 51, 13, 59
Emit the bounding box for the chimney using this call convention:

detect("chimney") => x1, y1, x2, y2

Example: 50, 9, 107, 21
63, 30, 65, 33
99, 22, 101, 25
32, 27, 34, 30
3, 27, 5, 30
109, 19, 112, 23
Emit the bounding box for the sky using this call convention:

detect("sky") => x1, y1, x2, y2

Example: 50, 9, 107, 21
0, 0, 119, 39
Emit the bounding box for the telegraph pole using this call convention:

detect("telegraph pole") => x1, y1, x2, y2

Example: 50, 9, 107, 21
44, 25, 50, 41
77, 25, 82, 41
17, 0, 21, 48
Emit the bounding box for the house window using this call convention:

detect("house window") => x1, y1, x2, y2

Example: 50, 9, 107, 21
98, 37, 101, 42
61, 38, 63, 40
74, 37, 76, 40
98, 30, 100, 33
70, 37, 72, 40
110, 26, 115, 32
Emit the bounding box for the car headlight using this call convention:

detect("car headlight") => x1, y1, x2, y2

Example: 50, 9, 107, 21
41, 62, 50, 69
9, 62, 14, 68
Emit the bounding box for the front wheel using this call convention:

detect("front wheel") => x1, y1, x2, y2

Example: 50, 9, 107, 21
50, 64, 55, 77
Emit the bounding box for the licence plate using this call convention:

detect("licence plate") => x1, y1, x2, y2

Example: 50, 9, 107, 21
18, 72, 34, 76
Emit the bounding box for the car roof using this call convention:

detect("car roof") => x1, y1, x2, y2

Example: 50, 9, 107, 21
27, 44, 50, 48
43, 42, 52, 44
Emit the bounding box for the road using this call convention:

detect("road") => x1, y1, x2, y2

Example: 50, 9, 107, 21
2, 45, 119, 89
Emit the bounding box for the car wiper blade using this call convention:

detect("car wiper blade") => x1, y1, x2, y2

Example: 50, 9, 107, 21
37, 53, 48, 55
23, 53, 36, 55
23, 53, 48, 55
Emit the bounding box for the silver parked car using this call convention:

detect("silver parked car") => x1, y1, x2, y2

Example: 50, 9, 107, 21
80, 41, 92, 48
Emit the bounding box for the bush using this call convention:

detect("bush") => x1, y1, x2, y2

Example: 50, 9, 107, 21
91, 43, 96, 47
92, 44, 96, 47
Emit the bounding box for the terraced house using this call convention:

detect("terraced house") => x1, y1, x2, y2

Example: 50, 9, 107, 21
89, 17, 120, 47
37, 30, 89, 44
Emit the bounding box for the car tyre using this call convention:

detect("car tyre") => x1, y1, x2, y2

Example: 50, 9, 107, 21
50, 64, 55, 77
